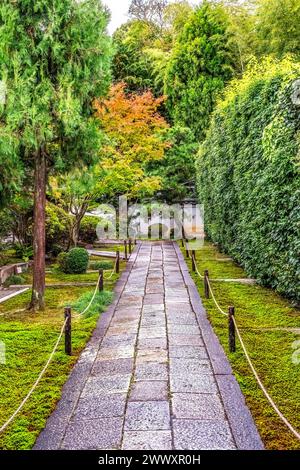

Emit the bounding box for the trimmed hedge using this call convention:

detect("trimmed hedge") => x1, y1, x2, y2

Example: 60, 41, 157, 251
197, 58, 300, 301
58, 248, 89, 274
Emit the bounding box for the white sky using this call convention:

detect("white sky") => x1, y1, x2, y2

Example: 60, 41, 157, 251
104, 0, 201, 35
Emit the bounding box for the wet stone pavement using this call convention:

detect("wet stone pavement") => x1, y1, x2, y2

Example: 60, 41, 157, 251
35, 242, 263, 451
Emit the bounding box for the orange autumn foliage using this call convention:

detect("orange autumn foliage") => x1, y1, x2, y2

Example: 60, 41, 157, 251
94, 83, 169, 198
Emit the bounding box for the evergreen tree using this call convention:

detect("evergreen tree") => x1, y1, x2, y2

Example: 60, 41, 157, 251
165, 1, 236, 140
0, 0, 112, 310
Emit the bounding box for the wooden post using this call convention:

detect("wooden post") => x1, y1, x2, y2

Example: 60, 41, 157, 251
64, 307, 72, 356
204, 270, 210, 299
228, 306, 236, 352
116, 251, 120, 274
99, 269, 104, 292
129, 238, 132, 255
192, 251, 196, 272
124, 240, 128, 261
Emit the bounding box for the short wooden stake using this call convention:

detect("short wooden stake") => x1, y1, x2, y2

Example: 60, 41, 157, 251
228, 306, 236, 353
64, 307, 72, 356
204, 270, 210, 299
124, 240, 128, 260
129, 238, 132, 255
116, 251, 120, 274
192, 251, 196, 272
99, 269, 104, 292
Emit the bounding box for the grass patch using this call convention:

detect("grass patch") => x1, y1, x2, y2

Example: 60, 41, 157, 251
71, 290, 113, 318
89, 260, 114, 271
0, 260, 124, 449
181, 241, 300, 450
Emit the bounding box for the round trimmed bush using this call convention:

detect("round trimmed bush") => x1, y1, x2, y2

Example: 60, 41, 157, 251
62, 248, 89, 274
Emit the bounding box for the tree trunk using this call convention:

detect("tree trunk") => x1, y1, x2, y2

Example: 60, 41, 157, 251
30, 149, 46, 311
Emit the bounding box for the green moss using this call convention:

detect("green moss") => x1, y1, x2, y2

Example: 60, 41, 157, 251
181, 241, 300, 450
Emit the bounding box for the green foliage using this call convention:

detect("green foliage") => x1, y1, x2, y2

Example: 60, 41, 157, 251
79, 216, 100, 244
89, 261, 114, 271
57, 252, 68, 272
13, 244, 33, 262
3, 274, 25, 287
255, 0, 300, 59
59, 248, 89, 274
71, 290, 113, 318
165, 1, 236, 140
0, 0, 113, 203
112, 20, 159, 93
0, 209, 13, 238
45, 203, 71, 252
147, 125, 198, 202
197, 57, 300, 301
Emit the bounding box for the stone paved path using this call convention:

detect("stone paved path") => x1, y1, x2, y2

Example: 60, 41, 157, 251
35, 242, 263, 451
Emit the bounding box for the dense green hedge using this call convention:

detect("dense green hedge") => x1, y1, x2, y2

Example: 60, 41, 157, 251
197, 58, 300, 301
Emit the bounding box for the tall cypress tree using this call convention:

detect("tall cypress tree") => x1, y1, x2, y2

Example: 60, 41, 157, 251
165, 1, 236, 140
0, 0, 112, 310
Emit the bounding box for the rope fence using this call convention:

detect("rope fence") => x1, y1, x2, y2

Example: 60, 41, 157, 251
182, 236, 300, 443
0, 240, 134, 435
0, 318, 67, 435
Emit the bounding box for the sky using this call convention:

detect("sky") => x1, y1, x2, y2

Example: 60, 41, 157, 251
103, 0, 201, 35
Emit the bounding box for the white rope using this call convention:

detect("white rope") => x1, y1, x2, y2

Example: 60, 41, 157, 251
73, 275, 101, 318
206, 276, 228, 316
0, 318, 67, 435
191, 253, 205, 280
232, 315, 300, 442
74, 256, 119, 318
104, 256, 118, 280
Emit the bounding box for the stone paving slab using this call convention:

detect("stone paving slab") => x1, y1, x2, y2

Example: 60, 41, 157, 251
35, 241, 263, 451
124, 401, 171, 431
122, 431, 172, 450
129, 381, 168, 402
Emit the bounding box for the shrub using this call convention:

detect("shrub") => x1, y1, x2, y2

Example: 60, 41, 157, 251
79, 216, 100, 244
197, 57, 300, 301
57, 252, 68, 272
59, 248, 89, 274
14, 244, 33, 262
89, 260, 113, 271
4, 274, 25, 287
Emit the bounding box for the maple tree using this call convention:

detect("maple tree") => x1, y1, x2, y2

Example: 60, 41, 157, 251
94, 83, 169, 201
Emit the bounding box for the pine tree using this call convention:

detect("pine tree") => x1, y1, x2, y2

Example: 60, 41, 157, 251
0, 0, 112, 310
